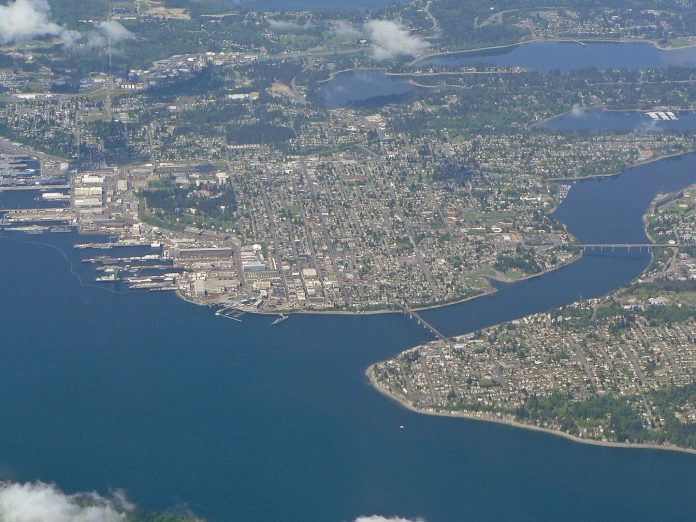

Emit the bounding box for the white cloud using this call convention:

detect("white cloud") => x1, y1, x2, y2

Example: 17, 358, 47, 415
0, 0, 64, 44
60, 28, 83, 48
84, 20, 134, 48
363, 20, 429, 60
97, 21, 133, 43
0, 0, 132, 49
355, 515, 425, 522
268, 19, 313, 32
331, 21, 360, 37
634, 118, 661, 134
0, 482, 131, 522
570, 104, 584, 117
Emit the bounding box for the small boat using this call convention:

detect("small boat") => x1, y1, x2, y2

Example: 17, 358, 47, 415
271, 314, 289, 326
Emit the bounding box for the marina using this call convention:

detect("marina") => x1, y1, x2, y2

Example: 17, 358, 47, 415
646, 111, 679, 121
215, 306, 246, 322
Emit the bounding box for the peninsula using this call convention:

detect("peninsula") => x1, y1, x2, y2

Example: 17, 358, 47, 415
370, 182, 696, 451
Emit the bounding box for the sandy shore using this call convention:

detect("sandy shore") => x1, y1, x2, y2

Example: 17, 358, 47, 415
365, 366, 696, 456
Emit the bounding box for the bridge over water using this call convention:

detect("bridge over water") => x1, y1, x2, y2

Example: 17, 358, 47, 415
396, 304, 451, 344
528, 243, 695, 252
575, 243, 694, 252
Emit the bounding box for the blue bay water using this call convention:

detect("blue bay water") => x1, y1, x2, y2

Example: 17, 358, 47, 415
423, 152, 696, 333
1, 153, 696, 520
425, 41, 696, 72
319, 42, 696, 107
318, 71, 414, 107
542, 109, 696, 133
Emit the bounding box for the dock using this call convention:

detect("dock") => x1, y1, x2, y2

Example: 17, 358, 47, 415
1, 207, 73, 224
0, 184, 70, 192
215, 306, 245, 322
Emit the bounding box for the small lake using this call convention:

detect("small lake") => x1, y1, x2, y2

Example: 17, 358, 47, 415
542, 108, 696, 132
318, 71, 415, 107
424, 41, 696, 72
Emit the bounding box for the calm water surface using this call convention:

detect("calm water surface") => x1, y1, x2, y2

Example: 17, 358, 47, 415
321, 42, 696, 107
2, 154, 696, 521
318, 71, 414, 107
543, 109, 696, 133
425, 41, 696, 72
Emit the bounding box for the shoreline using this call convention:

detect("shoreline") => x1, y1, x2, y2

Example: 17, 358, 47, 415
365, 366, 696, 457
186, 252, 583, 319
544, 149, 696, 182
316, 68, 521, 88
178, 148, 696, 317
8, 133, 696, 321
317, 34, 695, 85
213, 286, 498, 317
484, 251, 583, 286
316, 67, 384, 84
412, 36, 696, 64
363, 177, 696, 456
531, 105, 696, 129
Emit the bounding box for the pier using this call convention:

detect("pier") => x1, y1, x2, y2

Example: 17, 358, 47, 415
0, 184, 70, 192
215, 306, 245, 322
74, 241, 159, 250
1, 207, 73, 224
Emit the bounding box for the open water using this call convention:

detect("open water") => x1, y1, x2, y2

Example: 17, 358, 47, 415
2, 153, 696, 521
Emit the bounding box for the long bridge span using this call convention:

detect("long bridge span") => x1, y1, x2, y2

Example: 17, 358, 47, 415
527, 242, 695, 252
576, 243, 694, 251
396, 304, 451, 344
